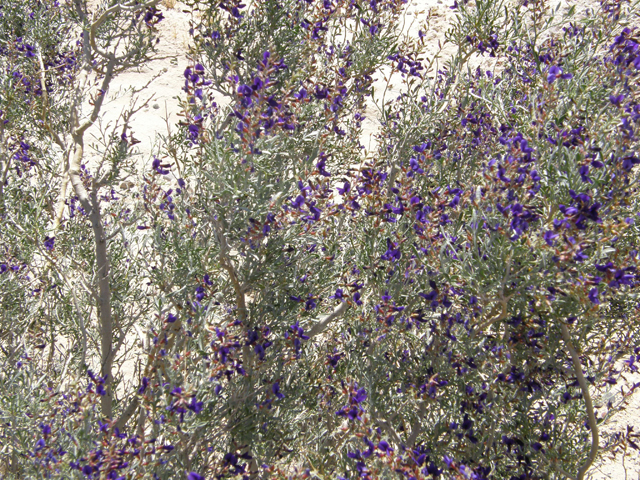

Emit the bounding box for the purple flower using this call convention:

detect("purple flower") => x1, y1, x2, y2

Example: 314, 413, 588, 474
237, 84, 252, 97
412, 142, 430, 153
426, 462, 443, 475
289, 320, 310, 340
316, 152, 331, 177
152, 157, 170, 175
609, 94, 625, 106
330, 288, 344, 301
187, 473, 205, 480
352, 388, 367, 403
595, 261, 613, 272
327, 352, 343, 368
254, 343, 266, 359
305, 205, 322, 223
622, 156, 640, 171
347, 450, 360, 459
461, 414, 473, 430
337, 181, 351, 195
139, 377, 149, 394
195, 286, 205, 301
34, 438, 45, 451
543, 231, 558, 246
272, 381, 285, 399
314, 85, 329, 99
353, 291, 363, 306
579, 165, 592, 183
381, 238, 401, 262
305, 296, 317, 311
43, 236, 55, 251
291, 195, 305, 209
188, 124, 200, 142
346, 407, 360, 420
409, 157, 424, 175
187, 395, 203, 414
588, 287, 600, 304
547, 65, 573, 84
378, 440, 392, 453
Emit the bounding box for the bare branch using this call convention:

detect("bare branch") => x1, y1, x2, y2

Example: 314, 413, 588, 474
67, 126, 115, 417
116, 317, 183, 430
371, 408, 403, 446
75, 57, 116, 137
406, 400, 426, 447
115, 396, 139, 431
560, 323, 599, 480
308, 301, 349, 339
89, 0, 161, 62
212, 218, 248, 321
475, 294, 512, 332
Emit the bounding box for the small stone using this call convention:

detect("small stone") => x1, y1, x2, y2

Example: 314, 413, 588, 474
153, 103, 160, 109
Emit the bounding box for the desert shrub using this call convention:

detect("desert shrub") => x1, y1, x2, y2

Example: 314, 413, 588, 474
1, 0, 639, 479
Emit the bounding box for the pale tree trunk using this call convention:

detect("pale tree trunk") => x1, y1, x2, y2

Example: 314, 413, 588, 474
68, 129, 114, 418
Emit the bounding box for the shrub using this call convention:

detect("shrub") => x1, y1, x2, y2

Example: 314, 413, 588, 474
1, 0, 639, 479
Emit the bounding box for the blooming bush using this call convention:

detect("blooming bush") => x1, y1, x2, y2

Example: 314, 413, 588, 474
1, 0, 640, 479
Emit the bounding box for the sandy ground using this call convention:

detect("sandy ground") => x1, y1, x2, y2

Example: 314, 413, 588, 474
589, 366, 640, 479
84, 2, 192, 170
90, 0, 640, 477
